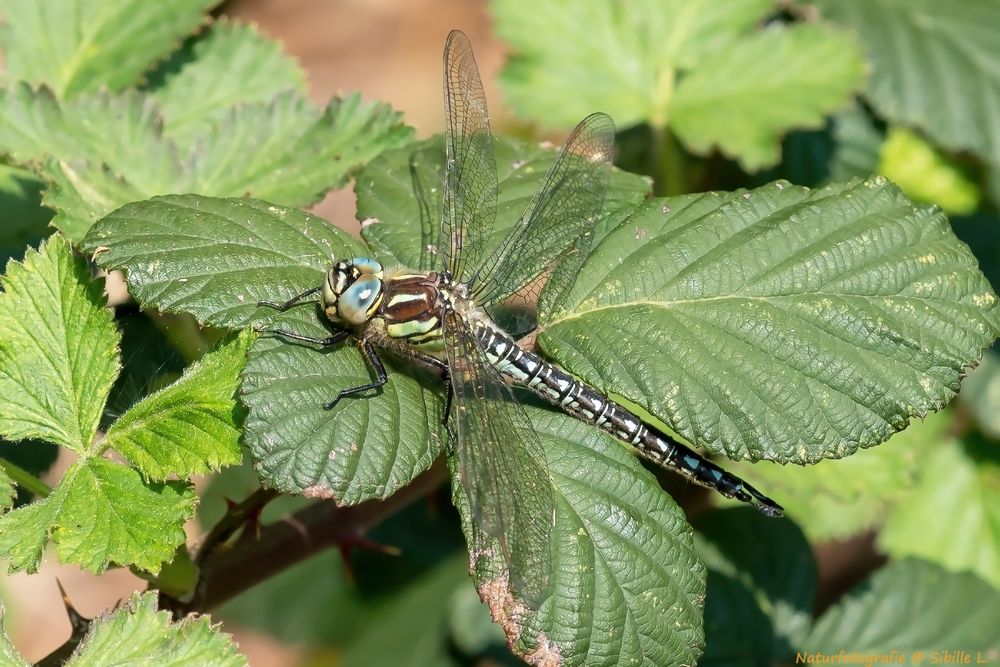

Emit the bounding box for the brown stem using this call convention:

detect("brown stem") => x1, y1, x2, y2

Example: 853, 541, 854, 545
161, 459, 448, 616
195, 487, 281, 564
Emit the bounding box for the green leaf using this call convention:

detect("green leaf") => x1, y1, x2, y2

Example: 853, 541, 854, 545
671, 24, 866, 170
696, 508, 816, 666
341, 556, 468, 667
815, 0, 1000, 165
0, 606, 29, 667
63, 591, 246, 667
960, 351, 1000, 439
240, 309, 445, 500
493, 0, 772, 128
493, 0, 864, 169
82, 195, 366, 328
879, 435, 1000, 590
878, 127, 981, 215
0, 85, 412, 241
184, 92, 414, 207
0, 458, 195, 573
0, 234, 119, 451
357, 135, 651, 271
729, 410, 950, 541
153, 19, 307, 147
537, 178, 1000, 464
803, 559, 1000, 653
452, 409, 705, 667
100, 332, 250, 479
0, 0, 219, 98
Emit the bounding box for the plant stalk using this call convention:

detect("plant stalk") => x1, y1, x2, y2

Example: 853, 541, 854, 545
652, 123, 686, 196
0, 457, 52, 498
160, 459, 448, 616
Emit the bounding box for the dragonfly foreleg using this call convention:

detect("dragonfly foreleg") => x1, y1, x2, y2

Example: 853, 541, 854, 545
259, 328, 351, 347
257, 287, 322, 311
324, 339, 389, 410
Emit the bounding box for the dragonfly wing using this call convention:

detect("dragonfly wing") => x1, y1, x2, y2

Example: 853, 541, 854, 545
471, 112, 615, 323
441, 30, 498, 283
444, 311, 553, 606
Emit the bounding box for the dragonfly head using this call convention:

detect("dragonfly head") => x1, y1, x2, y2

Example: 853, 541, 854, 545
323, 257, 385, 326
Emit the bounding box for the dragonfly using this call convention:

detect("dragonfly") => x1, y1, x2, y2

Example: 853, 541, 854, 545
259, 29, 782, 604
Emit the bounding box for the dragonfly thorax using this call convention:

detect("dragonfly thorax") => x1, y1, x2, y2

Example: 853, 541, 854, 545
322, 257, 385, 326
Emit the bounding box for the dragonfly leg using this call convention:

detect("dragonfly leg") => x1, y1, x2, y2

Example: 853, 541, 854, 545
257, 286, 321, 311
259, 328, 350, 347
410, 352, 456, 447
324, 339, 388, 410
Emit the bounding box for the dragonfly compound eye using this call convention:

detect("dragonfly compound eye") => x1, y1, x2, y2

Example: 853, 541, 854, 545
337, 275, 384, 325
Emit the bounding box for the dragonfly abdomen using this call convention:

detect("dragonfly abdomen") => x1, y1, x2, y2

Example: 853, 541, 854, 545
475, 324, 783, 517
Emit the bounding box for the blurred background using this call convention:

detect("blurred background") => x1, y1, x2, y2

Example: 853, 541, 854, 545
2, 0, 998, 665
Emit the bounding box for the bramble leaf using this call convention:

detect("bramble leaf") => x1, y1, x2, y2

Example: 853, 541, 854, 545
0, 0, 218, 98
803, 559, 1000, 653
240, 308, 446, 501
184, 92, 414, 207
63, 592, 246, 667
0, 85, 412, 242
493, 0, 864, 169
357, 135, 651, 271
815, 0, 1000, 166
0, 235, 119, 452
0, 458, 195, 574
538, 178, 1000, 464
878, 435, 1000, 590
451, 409, 704, 667
671, 24, 865, 169
101, 332, 251, 479
82, 195, 366, 328
153, 19, 308, 147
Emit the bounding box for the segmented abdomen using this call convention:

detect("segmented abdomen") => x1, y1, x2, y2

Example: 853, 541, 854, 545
474, 323, 782, 516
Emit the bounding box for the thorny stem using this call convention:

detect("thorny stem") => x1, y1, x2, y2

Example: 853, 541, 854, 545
0, 457, 52, 498
195, 487, 281, 565
160, 459, 448, 616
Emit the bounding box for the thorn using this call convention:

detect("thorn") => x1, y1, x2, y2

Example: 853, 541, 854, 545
335, 533, 402, 585
55, 579, 89, 634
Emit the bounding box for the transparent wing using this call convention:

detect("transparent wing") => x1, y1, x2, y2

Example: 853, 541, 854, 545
440, 29, 498, 283
443, 311, 553, 606
470, 113, 615, 321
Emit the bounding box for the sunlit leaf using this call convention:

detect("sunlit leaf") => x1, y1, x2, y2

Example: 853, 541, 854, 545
538, 178, 1000, 464
879, 436, 1000, 590
101, 333, 251, 479
0, 0, 218, 98
493, 0, 864, 169
0, 458, 194, 574
878, 127, 980, 215
0, 235, 119, 451
64, 592, 246, 667
153, 19, 307, 147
